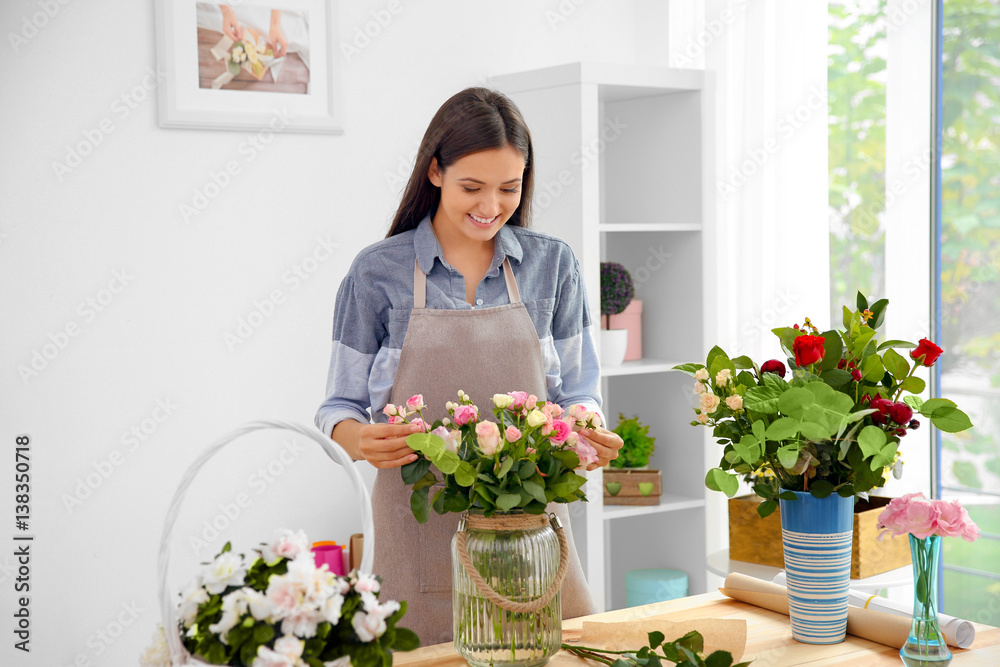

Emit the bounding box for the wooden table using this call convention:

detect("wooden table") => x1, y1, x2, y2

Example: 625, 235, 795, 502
394, 591, 1000, 666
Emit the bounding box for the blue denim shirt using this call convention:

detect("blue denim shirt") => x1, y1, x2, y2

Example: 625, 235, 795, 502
314, 214, 604, 436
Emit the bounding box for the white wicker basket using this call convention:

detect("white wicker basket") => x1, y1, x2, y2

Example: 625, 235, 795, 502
157, 420, 375, 666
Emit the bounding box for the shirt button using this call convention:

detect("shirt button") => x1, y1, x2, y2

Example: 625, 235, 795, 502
476, 298, 484, 306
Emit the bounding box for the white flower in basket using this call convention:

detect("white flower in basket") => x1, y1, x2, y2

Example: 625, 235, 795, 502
142, 420, 417, 667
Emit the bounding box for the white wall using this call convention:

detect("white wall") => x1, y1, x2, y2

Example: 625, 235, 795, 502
0, 1, 682, 664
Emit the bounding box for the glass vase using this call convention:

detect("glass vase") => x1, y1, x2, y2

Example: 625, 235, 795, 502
451, 510, 563, 667
900, 534, 952, 667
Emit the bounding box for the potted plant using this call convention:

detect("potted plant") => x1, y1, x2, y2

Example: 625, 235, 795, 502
673, 293, 974, 645
600, 262, 634, 366
604, 414, 660, 505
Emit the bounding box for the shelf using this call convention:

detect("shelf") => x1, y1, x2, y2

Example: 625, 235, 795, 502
491, 62, 704, 100
602, 493, 706, 520
599, 223, 702, 232
600, 358, 682, 377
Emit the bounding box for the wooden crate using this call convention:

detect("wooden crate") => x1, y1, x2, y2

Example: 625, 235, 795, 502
728, 495, 912, 579
604, 469, 661, 505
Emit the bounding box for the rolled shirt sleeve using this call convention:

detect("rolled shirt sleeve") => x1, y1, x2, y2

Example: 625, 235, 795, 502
314, 269, 383, 437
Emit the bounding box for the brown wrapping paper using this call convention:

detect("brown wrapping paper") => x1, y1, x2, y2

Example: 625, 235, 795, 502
578, 618, 747, 661
720, 572, 912, 649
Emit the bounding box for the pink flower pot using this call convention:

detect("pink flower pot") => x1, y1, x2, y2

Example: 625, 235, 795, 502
607, 300, 642, 361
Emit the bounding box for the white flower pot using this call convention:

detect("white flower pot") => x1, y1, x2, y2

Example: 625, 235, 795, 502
600, 329, 629, 367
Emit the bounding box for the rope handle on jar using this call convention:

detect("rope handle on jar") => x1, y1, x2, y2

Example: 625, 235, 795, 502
454, 512, 569, 614
157, 420, 375, 666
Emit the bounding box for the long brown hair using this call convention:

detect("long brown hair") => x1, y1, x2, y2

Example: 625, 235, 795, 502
386, 87, 534, 237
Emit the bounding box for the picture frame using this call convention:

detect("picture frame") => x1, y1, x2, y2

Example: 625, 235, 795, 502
154, 0, 342, 134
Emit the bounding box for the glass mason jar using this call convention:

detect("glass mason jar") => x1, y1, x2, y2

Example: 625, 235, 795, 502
451, 509, 565, 667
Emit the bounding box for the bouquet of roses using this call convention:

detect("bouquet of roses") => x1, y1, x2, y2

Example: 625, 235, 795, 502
140, 529, 416, 667
674, 293, 974, 517
387, 391, 603, 522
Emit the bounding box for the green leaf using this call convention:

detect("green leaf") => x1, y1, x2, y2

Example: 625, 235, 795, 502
877, 339, 917, 351
930, 407, 973, 433
521, 479, 547, 504
809, 480, 834, 498
405, 432, 445, 457
409, 487, 429, 523
858, 425, 887, 458
647, 630, 665, 648
869, 298, 889, 328
904, 395, 924, 411
497, 455, 514, 479
757, 498, 778, 518
400, 457, 431, 485
518, 460, 537, 479
772, 327, 801, 355
454, 461, 476, 487
820, 330, 844, 370
766, 417, 799, 441
862, 353, 884, 380
820, 369, 853, 388
392, 627, 420, 651
706, 346, 731, 372
882, 348, 910, 380
744, 384, 783, 414
856, 292, 869, 311
777, 444, 800, 469
411, 471, 437, 491
732, 355, 755, 369
732, 435, 761, 465
495, 493, 521, 511
705, 468, 739, 497
920, 398, 957, 415
672, 362, 706, 375
900, 375, 926, 394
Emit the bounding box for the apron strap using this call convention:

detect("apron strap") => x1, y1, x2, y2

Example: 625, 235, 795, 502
413, 260, 426, 309
502, 258, 521, 304
412, 257, 521, 307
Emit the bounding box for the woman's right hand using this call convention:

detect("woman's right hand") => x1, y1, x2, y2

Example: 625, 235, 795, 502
357, 423, 422, 469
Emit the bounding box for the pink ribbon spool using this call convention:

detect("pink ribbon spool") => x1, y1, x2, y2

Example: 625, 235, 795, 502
311, 543, 345, 576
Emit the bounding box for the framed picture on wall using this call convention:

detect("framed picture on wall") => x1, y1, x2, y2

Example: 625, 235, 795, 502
154, 0, 342, 133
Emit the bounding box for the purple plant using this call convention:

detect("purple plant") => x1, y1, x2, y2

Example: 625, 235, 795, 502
600, 262, 634, 327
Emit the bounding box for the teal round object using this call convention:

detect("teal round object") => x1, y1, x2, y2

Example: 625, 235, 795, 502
624, 568, 688, 608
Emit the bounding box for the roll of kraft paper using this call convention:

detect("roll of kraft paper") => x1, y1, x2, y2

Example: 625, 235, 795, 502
719, 572, 912, 649
772, 571, 975, 649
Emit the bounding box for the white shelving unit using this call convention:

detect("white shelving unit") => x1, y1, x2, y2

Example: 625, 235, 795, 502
492, 62, 714, 611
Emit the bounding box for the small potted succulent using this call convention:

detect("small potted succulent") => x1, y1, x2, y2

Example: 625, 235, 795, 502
604, 414, 661, 505
600, 262, 634, 366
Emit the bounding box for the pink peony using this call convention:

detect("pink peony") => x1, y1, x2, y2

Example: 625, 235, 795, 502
504, 425, 522, 442
956, 504, 982, 543
935, 500, 967, 538
453, 404, 479, 426
406, 394, 425, 411
475, 421, 502, 456
549, 419, 572, 444
901, 497, 942, 539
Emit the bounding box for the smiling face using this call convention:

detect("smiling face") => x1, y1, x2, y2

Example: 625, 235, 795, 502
427, 145, 526, 250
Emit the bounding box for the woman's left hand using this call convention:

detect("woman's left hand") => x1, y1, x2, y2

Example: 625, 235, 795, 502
579, 427, 624, 471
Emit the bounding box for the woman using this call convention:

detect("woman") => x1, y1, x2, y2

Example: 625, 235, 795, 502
314, 87, 623, 646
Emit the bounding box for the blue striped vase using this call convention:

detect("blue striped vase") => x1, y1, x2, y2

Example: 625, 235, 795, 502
779, 488, 854, 644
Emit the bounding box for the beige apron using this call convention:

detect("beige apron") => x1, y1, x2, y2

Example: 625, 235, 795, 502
371, 258, 596, 646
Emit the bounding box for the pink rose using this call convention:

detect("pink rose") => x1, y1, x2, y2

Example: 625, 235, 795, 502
406, 394, 425, 411
387, 415, 404, 425
453, 404, 479, 426
573, 435, 599, 466
526, 394, 538, 410
567, 404, 589, 422
541, 402, 565, 419
382, 404, 398, 417
431, 426, 449, 438
508, 391, 529, 408
549, 419, 572, 444
409, 418, 428, 432
475, 421, 502, 456
504, 425, 521, 442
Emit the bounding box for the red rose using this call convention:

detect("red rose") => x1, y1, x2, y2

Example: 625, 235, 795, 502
760, 359, 787, 378
792, 334, 826, 367
888, 402, 913, 425
910, 338, 943, 367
